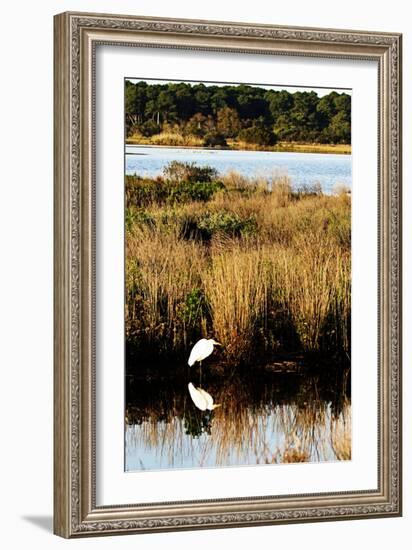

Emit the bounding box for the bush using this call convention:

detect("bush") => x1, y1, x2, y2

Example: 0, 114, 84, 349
238, 125, 277, 146
163, 161, 218, 183
168, 180, 225, 203
179, 288, 208, 326
203, 131, 228, 148
125, 174, 224, 208
195, 211, 257, 239
138, 120, 161, 137
184, 113, 212, 137
125, 207, 154, 231
296, 182, 323, 196
126, 175, 170, 206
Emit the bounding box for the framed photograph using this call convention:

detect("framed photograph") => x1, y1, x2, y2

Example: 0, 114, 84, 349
53, 11, 402, 538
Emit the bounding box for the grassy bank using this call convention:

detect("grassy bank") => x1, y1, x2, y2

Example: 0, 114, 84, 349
126, 134, 351, 155
125, 162, 351, 372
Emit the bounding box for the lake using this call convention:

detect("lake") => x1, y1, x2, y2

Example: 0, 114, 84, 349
125, 367, 351, 472
125, 145, 352, 194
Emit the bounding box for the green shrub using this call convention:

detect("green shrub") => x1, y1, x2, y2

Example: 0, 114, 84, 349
203, 131, 228, 148
196, 211, 257, 239
163, 161, 218, 183
126, 174, 224, 207
239, 125, 277, 146
168, 180, 225, 203
138, 120, 161, 137
179, 288, 208, 326
125, 207, 154, 231
125, 175, 169, 206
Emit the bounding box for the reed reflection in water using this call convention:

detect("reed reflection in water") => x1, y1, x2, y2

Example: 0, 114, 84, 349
125, 368, 351, 471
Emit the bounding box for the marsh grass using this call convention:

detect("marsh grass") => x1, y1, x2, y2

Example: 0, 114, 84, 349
125, 166, 351, 369
128, 131, 204, 147
204, 245, 269, 361
126, 223, 207, 358
125, 136, 351, 155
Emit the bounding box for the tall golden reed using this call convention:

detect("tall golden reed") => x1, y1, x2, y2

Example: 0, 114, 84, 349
125, 171, 351, 364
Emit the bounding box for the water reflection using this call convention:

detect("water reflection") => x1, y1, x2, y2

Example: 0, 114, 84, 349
125, 366, 350, 471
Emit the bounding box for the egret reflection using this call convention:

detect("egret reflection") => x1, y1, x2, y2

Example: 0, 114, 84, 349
188, 382, 221, 411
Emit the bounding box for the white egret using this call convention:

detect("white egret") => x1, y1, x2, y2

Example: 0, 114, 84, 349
188, 383, 221, 411
187, 338, 221, 367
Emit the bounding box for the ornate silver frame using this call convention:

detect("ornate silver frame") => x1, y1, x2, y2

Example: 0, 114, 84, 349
53, 11, 402, 538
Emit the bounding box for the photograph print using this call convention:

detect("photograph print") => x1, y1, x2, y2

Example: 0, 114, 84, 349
124, 78, 352, 472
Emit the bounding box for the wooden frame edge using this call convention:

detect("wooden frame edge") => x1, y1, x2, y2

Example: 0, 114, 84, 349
53, 12, 72, 539
53, 11, 402, 538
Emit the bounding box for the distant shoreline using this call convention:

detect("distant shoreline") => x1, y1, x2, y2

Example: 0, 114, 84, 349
125, 139, 351, 155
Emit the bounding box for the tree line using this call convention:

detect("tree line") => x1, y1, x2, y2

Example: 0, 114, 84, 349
125, 80, 351, 146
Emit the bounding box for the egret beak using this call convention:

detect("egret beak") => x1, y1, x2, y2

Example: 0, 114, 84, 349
214, 341, 222, 346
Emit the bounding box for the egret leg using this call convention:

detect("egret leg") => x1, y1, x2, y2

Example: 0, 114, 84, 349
199, 361, 202, 387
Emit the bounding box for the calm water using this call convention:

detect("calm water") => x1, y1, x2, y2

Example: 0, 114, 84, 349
125, 146, 352, 194
125, 368, 351, 472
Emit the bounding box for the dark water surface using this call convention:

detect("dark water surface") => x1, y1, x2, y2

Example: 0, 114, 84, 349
125, 364, 351, 472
